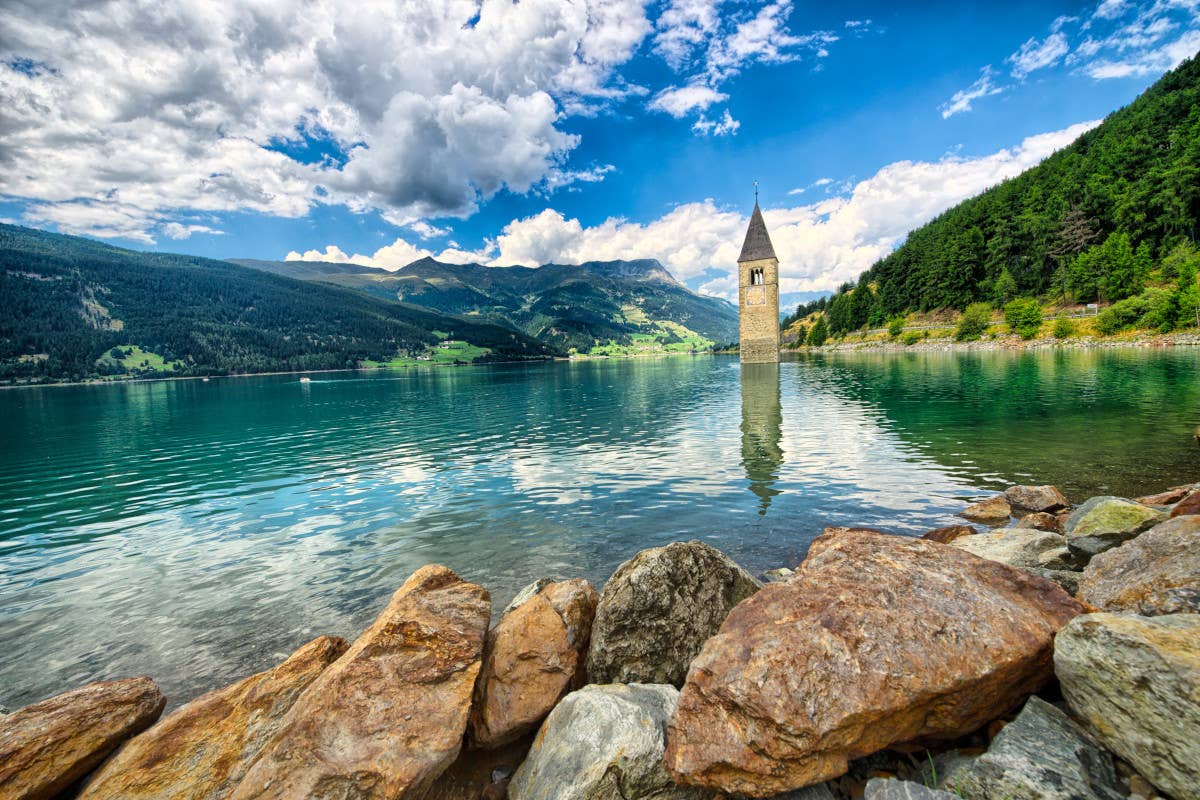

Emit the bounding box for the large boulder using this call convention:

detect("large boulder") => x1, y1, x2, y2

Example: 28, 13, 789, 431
507, 684, 708, 800
663, 529, 1085, 796
1055, 613, 1200, 800
230, 565, 490, 800
938, 696, 1122, 800
1078, 516, 1200, 615
1004, 485, 1069, 513
1064, 496, 1166, 561
949, 527, 1067, 571
957, 495, 1011, 524
470, 579, 598, 749
586, 541, 760, 686
78, 636, 347, 800
0, 677, 165, 800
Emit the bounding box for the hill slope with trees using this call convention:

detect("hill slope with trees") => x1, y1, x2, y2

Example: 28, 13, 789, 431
0, 225, 555, 383
232, 256, 740, 354
797, 52, 1200, 339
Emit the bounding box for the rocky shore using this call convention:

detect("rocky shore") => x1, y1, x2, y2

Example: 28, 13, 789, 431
2, 483, 1198, 800
796, 331, 1200, 354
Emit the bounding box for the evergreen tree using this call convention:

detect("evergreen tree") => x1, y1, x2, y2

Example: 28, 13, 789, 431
807, 315, 829, 346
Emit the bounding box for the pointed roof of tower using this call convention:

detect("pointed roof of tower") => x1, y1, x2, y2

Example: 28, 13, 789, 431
738, 202, 777, 263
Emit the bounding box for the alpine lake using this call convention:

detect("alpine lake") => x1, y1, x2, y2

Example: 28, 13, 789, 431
2, 347, 1198, 708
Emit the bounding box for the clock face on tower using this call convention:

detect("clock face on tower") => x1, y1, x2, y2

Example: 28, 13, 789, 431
745, 286, 766, 306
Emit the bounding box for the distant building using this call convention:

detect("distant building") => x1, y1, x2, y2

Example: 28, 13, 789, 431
738, 200, 780, 363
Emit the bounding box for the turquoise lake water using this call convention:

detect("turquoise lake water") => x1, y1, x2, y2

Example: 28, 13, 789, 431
1, 349, 1198, 708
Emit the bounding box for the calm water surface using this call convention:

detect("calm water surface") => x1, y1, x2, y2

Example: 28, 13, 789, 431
1, 350, 1198, 708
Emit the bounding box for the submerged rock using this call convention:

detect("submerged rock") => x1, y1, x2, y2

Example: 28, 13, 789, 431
663, 529, 1084, 796
950, 527, 1066, 571
1015, 512, 1063, 532
586, 540, 760, 687
230, 564, 490, 800
78, 636, 347, 800
1004, 485, 1069, 513
1055, 613, 1200, 800
508, 684, 707, 800
471, 578, 598, 749
920, 524, 977, 544
0, 676, 165, 800
1064, 496, 1165, 560
942, 696, 1122, 800
958, 495, 1011, 524
1078, 516, 1200, 615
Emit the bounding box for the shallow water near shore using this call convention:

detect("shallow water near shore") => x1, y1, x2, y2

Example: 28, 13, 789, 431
1, 349, 1198, 708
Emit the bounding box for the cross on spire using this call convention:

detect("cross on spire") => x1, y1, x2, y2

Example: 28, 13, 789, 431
754, 180, 759, 203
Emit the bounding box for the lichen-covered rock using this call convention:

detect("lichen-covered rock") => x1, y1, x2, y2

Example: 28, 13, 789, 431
78, 636, 347, 800
0, 677, 165, 800
1055, 613, 1200, 800
920, 524, 977, 544
950, 528, 1066, 571
1169, 489, 1200, 518
1015, 512, 1063, 532
663, 529, 1085, 796
864, 779, 961, 800
943, 696, 1122, 800
1078, 516, 1200, 616
586, 540, 760, 686
958, 495, 1011, 524
1004, 485, 1069, 513
470, 579, 598, 749
1064, 496, 1166, 561
507, 684, 708, 800
230, 565, 490, 800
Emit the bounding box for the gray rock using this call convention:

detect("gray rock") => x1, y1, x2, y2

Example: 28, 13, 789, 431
1064, 497, 1166, 562
1055, 613, 1200, 800
504, 578, 554, 615
1004, 485, 1069, 513
508, 684, 708, 800
945, 696, 1122, 800
949, 528, 1066, 571
864, 778, 961, 800
1035, 544, 1077, 571
762, 567, 796, 583
1077, 515, 1200, 616
771, 783, 838, 800
586, 541, 761, 686
1031, 567, 1080, 595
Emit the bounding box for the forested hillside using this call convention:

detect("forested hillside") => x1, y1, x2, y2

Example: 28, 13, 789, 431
233, 256, 740, 354
802, 52, 1200, 336
0, 225, 555, 383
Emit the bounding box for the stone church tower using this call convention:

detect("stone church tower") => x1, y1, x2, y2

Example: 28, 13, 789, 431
738, 200, 780, 363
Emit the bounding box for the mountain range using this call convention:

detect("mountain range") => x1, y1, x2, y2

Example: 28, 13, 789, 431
230, 256, 738, 354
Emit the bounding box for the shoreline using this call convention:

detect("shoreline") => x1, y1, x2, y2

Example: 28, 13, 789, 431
790, 330, 1200, 354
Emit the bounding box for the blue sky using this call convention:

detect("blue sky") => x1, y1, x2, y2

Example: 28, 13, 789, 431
1, 0, 1198, 307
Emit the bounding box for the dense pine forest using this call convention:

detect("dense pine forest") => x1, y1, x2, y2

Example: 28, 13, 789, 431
791, 52, 1200, 339
0, 225, 555, 383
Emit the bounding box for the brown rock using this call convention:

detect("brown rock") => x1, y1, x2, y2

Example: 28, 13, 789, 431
1004, 485, 1069, 513
663, 529, 1085, 796
1169, 489, 1200, 518
920, 524, 977, 544
78, 636, 347, 800
1014, 512, 1063, 532
230, 565, 491, 800
958, 495, 1012, 524
0, 677, 165, 800
1077, 516, 1200, 616
1135, 486, 1192, 506
470, 578, 598, 749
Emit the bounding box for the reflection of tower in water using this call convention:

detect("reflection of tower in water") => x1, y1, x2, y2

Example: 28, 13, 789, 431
740, 363, 783, 515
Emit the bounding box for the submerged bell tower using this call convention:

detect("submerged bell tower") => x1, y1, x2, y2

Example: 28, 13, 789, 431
738, 187, 780, 364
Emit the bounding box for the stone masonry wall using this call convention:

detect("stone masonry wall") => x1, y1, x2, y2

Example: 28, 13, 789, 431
740, 256, 780, 364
